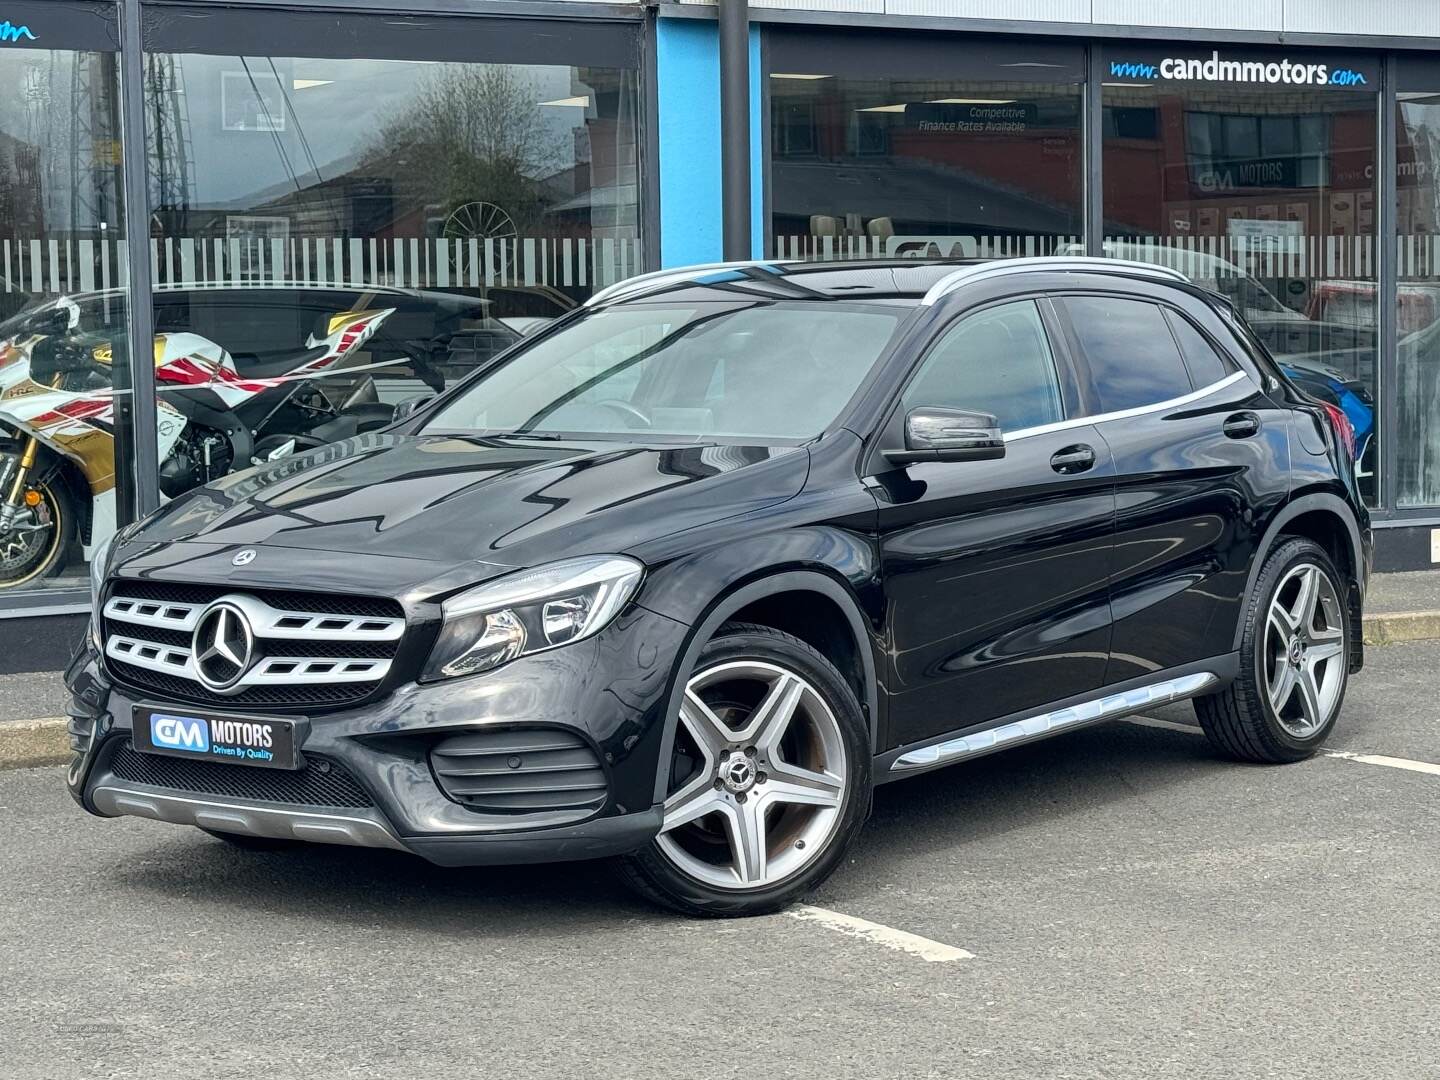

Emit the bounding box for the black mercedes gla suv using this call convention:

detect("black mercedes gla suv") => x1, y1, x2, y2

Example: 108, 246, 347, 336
67, 257, 1370, 916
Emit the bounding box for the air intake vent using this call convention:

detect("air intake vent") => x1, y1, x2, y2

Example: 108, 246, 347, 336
108, 739, 373, 808
430, 728, 607, 816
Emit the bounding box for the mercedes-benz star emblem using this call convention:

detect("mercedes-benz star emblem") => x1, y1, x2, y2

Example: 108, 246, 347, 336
232, 549, 257, 567
192, 601, 255, 692
720, 755, 757, 794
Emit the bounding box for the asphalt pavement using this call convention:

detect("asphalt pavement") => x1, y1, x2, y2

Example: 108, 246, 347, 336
1, 643, 1436, 1079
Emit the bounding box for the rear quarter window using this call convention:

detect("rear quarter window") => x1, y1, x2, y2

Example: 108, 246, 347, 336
1063, 295, 1194, 413
1164, 308, 1235, 389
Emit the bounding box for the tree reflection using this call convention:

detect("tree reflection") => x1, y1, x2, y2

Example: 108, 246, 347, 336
359, 64, 560, 235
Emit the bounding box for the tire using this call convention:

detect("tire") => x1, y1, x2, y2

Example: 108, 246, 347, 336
0, 471, 75, 589
1194, 538, 1351, 763
198, 828, 302, 852
617, 623, 871, 917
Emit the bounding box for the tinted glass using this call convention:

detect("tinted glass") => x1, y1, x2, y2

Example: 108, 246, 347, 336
137, 30, 643, 507
1102, 61, 1378, 500
1165, 309, 1233, 388
1397, 91, 1440, 506
766, 32, 1084, 265
1065, 296, 1193, 412
0, 13, 138, 597
903, 301, 1063, 431
425, 303, 904, 441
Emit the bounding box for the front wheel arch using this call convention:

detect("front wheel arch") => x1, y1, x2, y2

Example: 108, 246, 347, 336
649, 570, 879, 808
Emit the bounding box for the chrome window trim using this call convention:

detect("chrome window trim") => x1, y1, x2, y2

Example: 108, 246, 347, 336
1003, 370, 1252, 444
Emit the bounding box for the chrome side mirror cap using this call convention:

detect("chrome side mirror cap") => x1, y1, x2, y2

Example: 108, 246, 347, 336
393, 393, 436, 422
884, 407, 1006, 466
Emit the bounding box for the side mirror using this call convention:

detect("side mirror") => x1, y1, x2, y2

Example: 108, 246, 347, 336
392, 393, 436, 422
884, 407, 1006, 466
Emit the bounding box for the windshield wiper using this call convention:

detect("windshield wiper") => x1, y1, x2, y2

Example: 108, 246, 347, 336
485, 431, 566, 442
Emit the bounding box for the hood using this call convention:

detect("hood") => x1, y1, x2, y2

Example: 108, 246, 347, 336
132, 433, 808, 573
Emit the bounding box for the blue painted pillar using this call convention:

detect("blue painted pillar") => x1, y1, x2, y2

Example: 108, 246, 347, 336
656, 18, 764, 267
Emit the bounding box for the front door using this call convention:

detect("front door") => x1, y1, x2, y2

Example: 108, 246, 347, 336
870, 298, 1117, 751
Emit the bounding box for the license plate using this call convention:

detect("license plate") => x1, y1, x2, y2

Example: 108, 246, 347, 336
132, 705, 300, 770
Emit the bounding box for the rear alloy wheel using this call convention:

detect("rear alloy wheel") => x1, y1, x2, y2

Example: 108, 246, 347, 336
618, 624, 870, 916
1195, 538, 1351, 763
1263, 562, 1347, 739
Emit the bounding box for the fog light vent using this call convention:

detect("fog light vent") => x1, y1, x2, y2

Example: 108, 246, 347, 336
430, 728, 607, 816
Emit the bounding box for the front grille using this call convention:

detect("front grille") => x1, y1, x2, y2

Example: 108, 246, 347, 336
430, 727, 608, 815
108, 738, 373, 808
101, 579, 406, 712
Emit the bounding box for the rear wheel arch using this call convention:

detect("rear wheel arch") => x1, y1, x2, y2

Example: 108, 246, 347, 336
649, 570, 880, 807
1234, 492, 1365, 655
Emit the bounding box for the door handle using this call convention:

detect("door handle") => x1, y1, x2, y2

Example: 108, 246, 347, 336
1223, 412, 1261, 439
1050, 444, 1096, 474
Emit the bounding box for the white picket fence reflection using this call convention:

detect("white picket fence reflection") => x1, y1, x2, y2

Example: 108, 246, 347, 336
774, 231, 1380, 282
773, 234, 1081, 262
0, 234, 645, 299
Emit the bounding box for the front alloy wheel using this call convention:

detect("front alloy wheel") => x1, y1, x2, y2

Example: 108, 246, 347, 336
658, 659, 847, 889
618, 624, 870, 916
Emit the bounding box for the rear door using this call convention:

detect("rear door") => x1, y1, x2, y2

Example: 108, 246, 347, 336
870, 296, 1117, 751
1055, 291, 1291, 682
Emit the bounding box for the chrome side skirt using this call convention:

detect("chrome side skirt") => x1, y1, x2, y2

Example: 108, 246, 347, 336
889, 671, 1221, 774
90, 785, 406, 851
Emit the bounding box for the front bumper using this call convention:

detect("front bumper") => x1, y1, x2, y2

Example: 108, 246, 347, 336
65, 603, 688, 866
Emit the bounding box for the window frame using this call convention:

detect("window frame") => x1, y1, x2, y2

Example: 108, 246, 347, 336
864, 293, 1085, 473
1053, 291, 1225, 416
897, 297, 1073, 436
1161, 306, 1240, 391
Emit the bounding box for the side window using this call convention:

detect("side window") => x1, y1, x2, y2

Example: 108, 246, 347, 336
902, 300, 1064, 432
1164, 309, 1235, 389
1064, 296, 1193, 413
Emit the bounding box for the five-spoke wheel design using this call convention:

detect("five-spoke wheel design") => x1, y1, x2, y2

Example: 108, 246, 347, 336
1264, 562, 1346, 738
657, 660, 848, 890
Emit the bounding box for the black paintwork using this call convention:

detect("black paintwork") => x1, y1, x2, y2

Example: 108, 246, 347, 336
65, 260, 1371, 866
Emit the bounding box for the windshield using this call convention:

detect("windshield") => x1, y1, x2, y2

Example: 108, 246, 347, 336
422, 301, 906, 442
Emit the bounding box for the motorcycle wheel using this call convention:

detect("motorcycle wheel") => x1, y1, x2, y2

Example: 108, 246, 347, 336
0, 476, 75, 589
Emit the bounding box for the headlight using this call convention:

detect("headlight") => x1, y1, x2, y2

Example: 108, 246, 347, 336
420, 555, 643, 682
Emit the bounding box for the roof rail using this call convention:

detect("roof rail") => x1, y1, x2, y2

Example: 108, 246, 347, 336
585, 261, 792, 307
920, 256, 1190, 307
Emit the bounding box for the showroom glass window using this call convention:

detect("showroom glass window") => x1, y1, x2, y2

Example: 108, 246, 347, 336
1101, 48, 1381, 503
0, 1, 137, 599
139, 8, 642, 500
1397, 84, 1440, 507
766, 29, 1084, 262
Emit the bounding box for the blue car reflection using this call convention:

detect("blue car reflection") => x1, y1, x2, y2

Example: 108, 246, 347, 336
1280, 359, 1375, 476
